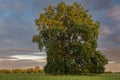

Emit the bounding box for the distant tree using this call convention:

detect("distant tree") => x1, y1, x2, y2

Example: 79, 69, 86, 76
34, 66, 40, 73
0, 67, 45, 73
33, 2, 108, 75
0, 69, 10, 73
10, 69, 24, 73
26, 68, 34, 73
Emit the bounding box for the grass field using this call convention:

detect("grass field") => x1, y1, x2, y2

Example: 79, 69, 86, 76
0, 73, 120, 80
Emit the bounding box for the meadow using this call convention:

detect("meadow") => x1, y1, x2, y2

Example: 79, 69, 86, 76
0, 73, 120, 80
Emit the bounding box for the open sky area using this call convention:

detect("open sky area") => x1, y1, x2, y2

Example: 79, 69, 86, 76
0, 0, 120, 72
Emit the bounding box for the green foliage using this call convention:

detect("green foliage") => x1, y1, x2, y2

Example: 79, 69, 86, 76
33, 2, 108, 75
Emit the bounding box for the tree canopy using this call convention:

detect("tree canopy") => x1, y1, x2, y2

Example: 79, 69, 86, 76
33, 2, 108, 75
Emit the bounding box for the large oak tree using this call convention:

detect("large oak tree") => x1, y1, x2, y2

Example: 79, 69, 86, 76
33, 2, 108, 75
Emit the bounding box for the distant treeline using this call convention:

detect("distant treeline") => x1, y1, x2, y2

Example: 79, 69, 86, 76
0, 66, 44, 73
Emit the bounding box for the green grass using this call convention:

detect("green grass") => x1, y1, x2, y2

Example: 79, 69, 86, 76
0, 73, 120, 80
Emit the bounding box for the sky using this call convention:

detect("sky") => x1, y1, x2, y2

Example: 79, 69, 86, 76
0, 0, 120, 72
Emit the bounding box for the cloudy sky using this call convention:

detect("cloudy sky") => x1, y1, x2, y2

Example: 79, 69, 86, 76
0, 0, 120, 72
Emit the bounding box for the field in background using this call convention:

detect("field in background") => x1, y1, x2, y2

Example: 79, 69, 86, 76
0, 73, 120, 80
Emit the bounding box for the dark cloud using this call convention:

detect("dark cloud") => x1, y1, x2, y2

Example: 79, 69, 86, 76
0, 0, 38, 49
0, 48, 39, 52
83, 0, 116, 10
107, 29, 120, 48
99, 5, 120, 48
